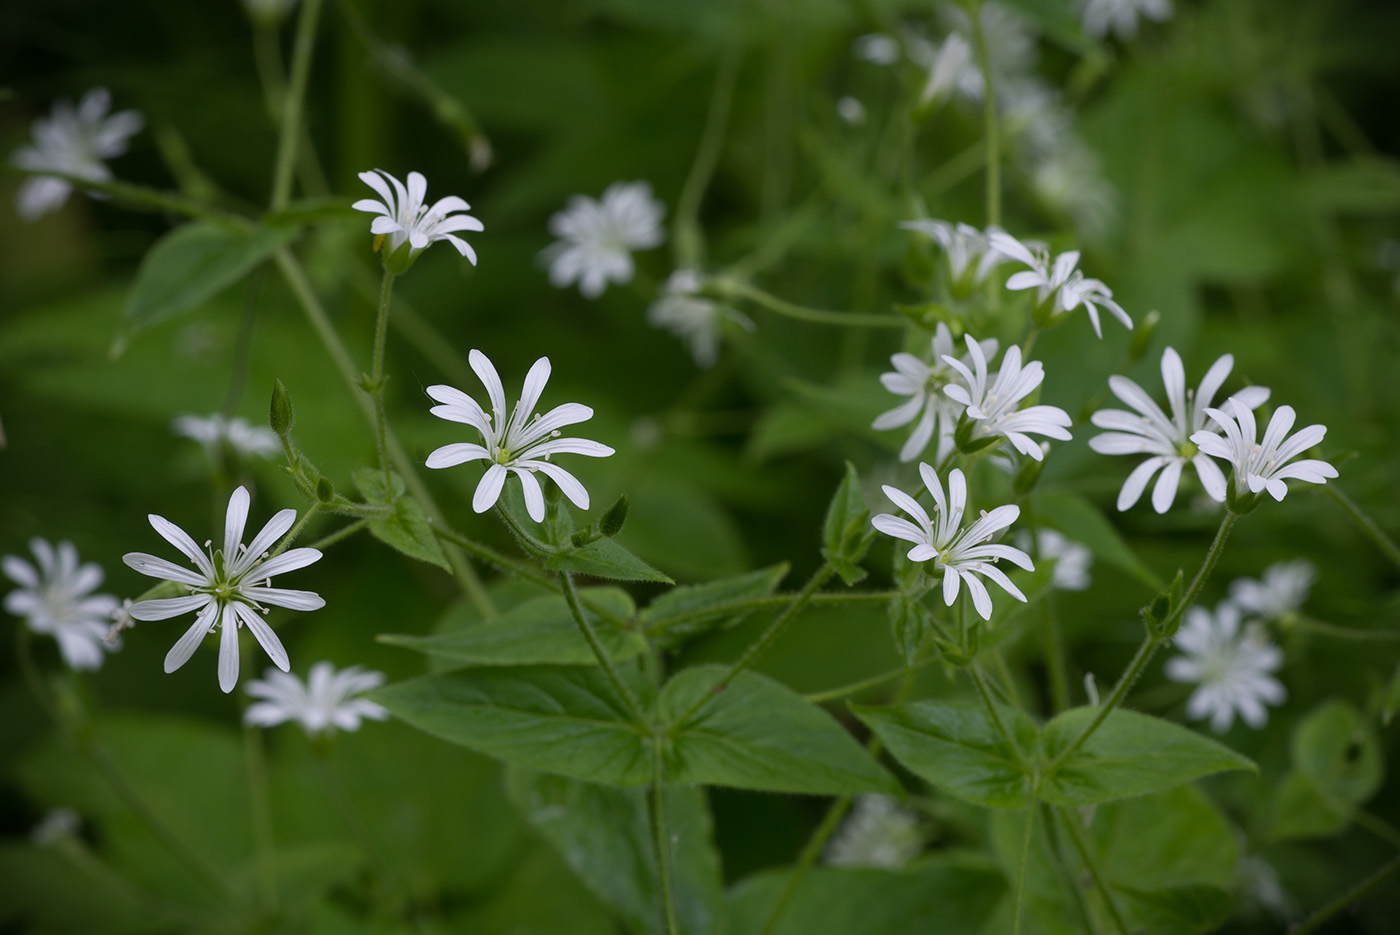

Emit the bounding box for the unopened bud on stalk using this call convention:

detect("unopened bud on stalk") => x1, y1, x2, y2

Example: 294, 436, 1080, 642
1129, 310, 1160, 362
270, 379, 294, 436
599, 495, 629, 538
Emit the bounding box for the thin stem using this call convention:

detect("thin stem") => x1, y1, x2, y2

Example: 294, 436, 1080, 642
720, 279, 905, 328
1012, 801, 1034, 935
1291, 852, 1400, 935
804, 659, 933, 704
989, 648, 1023, 710
1326, 485, 1400, 573
968, 664, 1028, 770
241, 721, 279, 913
968, 0, 1000, 228
1057, 808, 1129, 935
3, 167, 239, 222
1292, 615, 1400, 642
1040, 598, 1070, 712
644, 589, 894, 636
674, 47, 741, 269
370, 270, 398, 487
433, 524, 555, 590
1354, 809, 1400, 850
265, 502, 321, 561
306, 518, 370, 551
650, 738, 681, 935
269, 0, 324, 210
561, 572, 647, 723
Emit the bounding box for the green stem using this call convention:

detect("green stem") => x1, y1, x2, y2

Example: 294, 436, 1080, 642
1291, 852, 1400, 935
643, 589, 894, 637
269, 0, 323, 210
803, 659, 933, 704
265, 502, 321, 561
651, 737, 681, 935
4, 167, 239, 222
1354, 809, 1400, 850
1057, 808, 1129, 935
433, 523, 555, 590
1326, 485, 1400, 573
674, 47, 741, 269
306, 518, 370, 551
1040, 598, 1070, 712
968, 664, 1028, 770
719, 280, 905, 328
370, 270, 398, 487
968, 0, 1000, 228
1292, 615, 1400, 642
561, 572, 647, 723
241, 721, 279, 913
1048, 511, 1237, 774
1012, 801, 1035, 935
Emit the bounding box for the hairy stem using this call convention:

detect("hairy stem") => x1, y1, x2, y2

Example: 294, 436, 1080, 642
1326, 485, 1400, 572
1058, 807, 1129, 935
968, 0, 1000, 227
561, 571, 647, 723
370, 269, 398, 487
269, 0, 323, 210
651, 737, 681, 935
719, 279, 905, 328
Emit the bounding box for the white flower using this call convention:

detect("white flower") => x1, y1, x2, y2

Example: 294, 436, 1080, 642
1090, 347, 1270, 513
11, 88, 143, 221
1229, 560, 1314, 622
942, 337, 1073, 461
425, 350, 615, 522
1166, 603, 1285, 733
873, 324, 999, 463
899, 219, 1006, 293
836, 96, 867, 125
647, 269, 753, 368
935, 3, 1037, 102
244, 661, 388, 737
31, 808, 82, 847
1191, 404, 1338, 503
990, 232, 1131, 337
3, 538, 119, 671
1079, 0, 1173, 40
824, 795, 922, 869
872, 464, 1033, 620
1016, 529, 1092, 590
1028, 140, 1119, 240
919, 33, 975, 106
122, 487, 324, 693
543, 181, 665, 298
352, 169, 482, 266
173, 413, 281, 460
853, 33, 901, 66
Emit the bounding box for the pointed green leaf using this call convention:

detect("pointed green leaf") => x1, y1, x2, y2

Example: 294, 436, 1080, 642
380, 588, 643, 667
854, 700, 1035, 809
547, 536, 673, 583
641, 563, 789, 649
822, 461, 874, 585
353, 468, 450, 570
1113, 885, 1232, 935
660, 666, 897, 795
369, 665, 651, 786
1040, 707, 1255, 806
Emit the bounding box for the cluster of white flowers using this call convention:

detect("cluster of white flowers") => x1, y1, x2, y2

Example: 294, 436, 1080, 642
3, 538, 120, 671
900, 219, 1007, 295
173, 413, 281, 460
824, 795, 923, 869
244, 661, 388, 737
991, 232, 1132, 337
1078, 0, 1173, 41
542, 181, 665, 298
10, 88, 143, 221
872, 324, 999, 464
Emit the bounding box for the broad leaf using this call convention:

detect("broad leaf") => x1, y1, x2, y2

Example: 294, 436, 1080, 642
822, 461, 874, 585
855, 700, 1035, 809
353, 468, 450, 570
506, 768, 726, 935
369, 665, 651, 786
1113, 885, 1232, 935
660, 666, 897, 795
641, 563, 789, 649
381, 588, 643, 667
1269, 771, 1350, 842
1040, 707, 1255, 806
547, 536, 673, 583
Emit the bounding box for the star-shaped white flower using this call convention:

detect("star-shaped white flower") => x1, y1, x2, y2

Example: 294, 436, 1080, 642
1191, 404, 1338, 504
1079, 0, 1173, 40
899, 220, 1006, 294
1166, 603, 1284, 733
543, 181, 665, 298
123, 487, 324, 693
873, 324, 999, 463
871, 464, 1033, 620
4, 538, 120, 671
1016, 528, 1092, 591
1089, 347, 1270, 513
11, 88, 143, 221
1230, 560, 1314, 622
942, 337, 1072, 461
173, 413, 281, 460
646, 269, 753, 368
990, 231, 1132, 337
244, 661, 388, 737
352, 169, 482, 267
426, 350, 615, 522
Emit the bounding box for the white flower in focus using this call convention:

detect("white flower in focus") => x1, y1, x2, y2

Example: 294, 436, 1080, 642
942, 338, 1073, 461
173, 413, 281, 460
873, 324, 999, 463
824, 795, 922, 869
1090, 347, 1270, 513
990, 232, 1131, 337
1191, 405, 1338, 504
31, 808, 82, 847
352, 169, 482, 267
3, 538, 120, 671
853, 33, 901, 66
1079, 0, 1173, 40
899, 219, 1006, 293
1230, 560, 1314, 622
11, 88, 143, 221
872, 464, 1033, 620
1016, 528, 1092, 590
426, 350, 614, 522
543, 181, 665, 298
122, 487, 324, 693
647, 270, 753, 369
1166, 603, 1285, 733
244, 661, 388, 737
836, 97, 867, 125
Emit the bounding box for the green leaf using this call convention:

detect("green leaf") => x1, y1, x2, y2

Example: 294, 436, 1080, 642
547, 536, 673, 583
892, 301, 956, 332
1291, 700, 1383, 806
660, 666, 897, 795
854, 700, 1035, 809
822, 461, 874, 586
506, 768, 726, 935
1303, 156, 1400, 214
1269, 771, 1350, 842
887, 594, 930, 667
1040, 707, 1255, 806
369, 665, 651, 786
1033, 491, 1161, 589
122, 220, 295, 339
1088, 786, 1240, 890
353, 468, 450, 570
641, 563, 789, 649
264, 197, 362, 228
380, 588, 644, 667
1113, 884, 1232, 935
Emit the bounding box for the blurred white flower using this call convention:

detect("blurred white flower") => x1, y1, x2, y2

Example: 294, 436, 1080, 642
1017, 528, 1092, 590
3, 538, 119, 671
352, 168, 482, 267
646, 270, 752, 368
123, 487, 324, 693
942, 338, 1073, 461
10, 88, 143, 220
31, 808, 82, 847
105, 598, 135, 645
173, 413, 281, 460
991, 232, 1131, 337
1192, 405, 1337, 504
1167, 603, 1285, 733
425, 350, 614, 522
899, 219, 1006, 294
824, 795, 922, 869
1090, 347, 1270, 513
872, 464, 1033, 620
543, 181, 665, 298
1028, 140, 1119, 241
918, 33, 975, 106
836, 96, 868, 125
244, 661, 388, 737
873, 324, 998, 463
853, 33, 901, 66
1230, 560, 1314, 622
1079, 0, 1173, 40
1238, 855, 1297, 921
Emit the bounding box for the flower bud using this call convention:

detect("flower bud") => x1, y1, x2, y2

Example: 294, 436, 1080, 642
316, 477, 335, 504
1129, 310, 1160, 362
599, 495, 629, 537
270, 379, 294, 436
